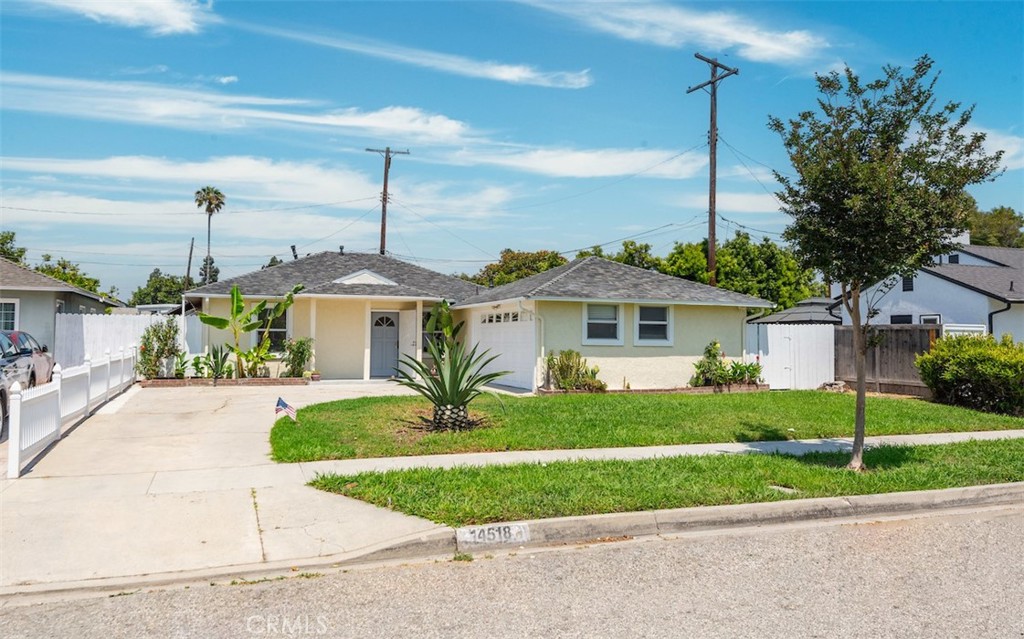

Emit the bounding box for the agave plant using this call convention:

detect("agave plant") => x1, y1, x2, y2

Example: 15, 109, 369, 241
393, 336, 509, 431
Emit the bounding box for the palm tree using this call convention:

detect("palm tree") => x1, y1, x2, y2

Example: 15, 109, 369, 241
194, 186, 226, 285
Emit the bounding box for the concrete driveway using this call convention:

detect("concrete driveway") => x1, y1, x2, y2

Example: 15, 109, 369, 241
0, 382, 450, 595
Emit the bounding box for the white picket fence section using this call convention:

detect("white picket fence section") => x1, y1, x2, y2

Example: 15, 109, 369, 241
7, 348, 136, 479
55, 313, 166, 367
745, 324, 836, 390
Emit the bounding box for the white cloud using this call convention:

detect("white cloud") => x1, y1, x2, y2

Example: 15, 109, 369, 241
238, 23, 592, 89
449, 147, 707, 179
971, 126, 1024, 172
678, 191, 780, 213
32, 0, 216, 35
215, 75, 238, 85
525, 1, 828, 64
0, 72, 474, 144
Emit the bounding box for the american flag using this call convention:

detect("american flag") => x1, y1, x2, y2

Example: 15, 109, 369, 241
275, 397, 297, 421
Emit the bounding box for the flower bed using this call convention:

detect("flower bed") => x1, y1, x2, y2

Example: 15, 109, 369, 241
536, 383, 768, 395
140, 377, 309, 388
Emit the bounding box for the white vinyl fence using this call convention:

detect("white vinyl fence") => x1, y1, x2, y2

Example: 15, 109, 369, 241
745, 324, 836, 390
55, 313, 205, 366
6, 348, 136, 479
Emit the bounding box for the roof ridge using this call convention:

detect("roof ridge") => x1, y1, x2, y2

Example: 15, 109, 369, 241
0, 256, 114, 303
530, 257, 595, 296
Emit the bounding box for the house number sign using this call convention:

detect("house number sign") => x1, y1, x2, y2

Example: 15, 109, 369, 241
457, 523, 531, 546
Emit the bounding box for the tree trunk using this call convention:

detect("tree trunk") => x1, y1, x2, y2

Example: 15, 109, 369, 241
847, 284, 867, 471
432, 404, 470, 431
206, 212, 212, 286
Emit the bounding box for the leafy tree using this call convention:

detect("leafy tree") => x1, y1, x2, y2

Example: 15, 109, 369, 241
465, 249, 567, 286
199, 255, 219, 284
195, 186, 226, 285
0, 231, 27, 265
129, 269, 194, 306
969, 205, 1023, 248
769, 55, 1003, 470
35, 254, 101, 294
263, 256, 284, 269
662, 241, 710, 284
577, 241, 663, 270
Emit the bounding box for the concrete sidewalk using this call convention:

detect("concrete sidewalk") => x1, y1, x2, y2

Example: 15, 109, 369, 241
2, 383, 1022, 599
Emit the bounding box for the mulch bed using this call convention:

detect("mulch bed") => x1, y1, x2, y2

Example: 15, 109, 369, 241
536, 384, 768, 395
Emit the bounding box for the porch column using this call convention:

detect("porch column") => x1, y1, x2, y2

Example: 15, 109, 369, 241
415, 300, 423, 362
309, 298, 317, 371
203, 297, 210, 354
363, 300, 372, 380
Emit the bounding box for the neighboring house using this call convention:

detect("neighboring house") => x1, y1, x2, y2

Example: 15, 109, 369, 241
0, 258, 121, 349
832, 244, 1024, 340
184, 250, 481, 381
749, 297, 840, 325
452, 256, 772, 390
185, 251, 772, 390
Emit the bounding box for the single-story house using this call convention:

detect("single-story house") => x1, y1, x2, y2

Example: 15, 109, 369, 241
749, 297, 840, 325
0, 257, 121, 349
832, 244, 1023, 341
186, 250, 772, 390
184, 250, 481, 380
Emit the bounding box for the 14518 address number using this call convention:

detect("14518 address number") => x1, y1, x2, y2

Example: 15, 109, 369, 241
457, 523, 531, 546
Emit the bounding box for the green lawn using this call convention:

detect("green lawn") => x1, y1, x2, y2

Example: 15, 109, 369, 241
311, 438, 1024, 527
270, 391, 1024, 462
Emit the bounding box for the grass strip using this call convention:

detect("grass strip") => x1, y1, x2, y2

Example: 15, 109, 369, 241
272, 391, 1024, 462
310, 438, 1024, 527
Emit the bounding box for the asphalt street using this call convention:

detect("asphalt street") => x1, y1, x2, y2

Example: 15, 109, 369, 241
1, 505, 1021, 639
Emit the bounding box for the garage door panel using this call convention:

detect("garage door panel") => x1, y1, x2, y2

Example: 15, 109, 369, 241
474, 311, 535, 390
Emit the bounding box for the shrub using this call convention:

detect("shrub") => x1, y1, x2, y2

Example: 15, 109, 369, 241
282, 337, 314, 377
916, 334, 1024, 416
136, 318, 180, 379
692, 341, 762, 387
546, 350, 607, 392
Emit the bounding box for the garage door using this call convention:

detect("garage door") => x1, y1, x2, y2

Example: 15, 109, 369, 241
473, 310, 536, 390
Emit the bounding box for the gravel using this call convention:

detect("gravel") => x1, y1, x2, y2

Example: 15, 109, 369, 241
2, 506, 1021, 639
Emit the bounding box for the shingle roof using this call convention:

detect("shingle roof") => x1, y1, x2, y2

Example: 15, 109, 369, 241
185, 251, 481, 301
957, 245, 1024, 270
0, 257, 117, 305
750, 297, 841, 324
922, 264, 1024, 302
454, 257, 773, 308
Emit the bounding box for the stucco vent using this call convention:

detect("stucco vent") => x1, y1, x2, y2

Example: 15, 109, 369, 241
333, 270, 398, 286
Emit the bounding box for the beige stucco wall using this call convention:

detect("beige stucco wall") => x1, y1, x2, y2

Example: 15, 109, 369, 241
538, 300, 746, 390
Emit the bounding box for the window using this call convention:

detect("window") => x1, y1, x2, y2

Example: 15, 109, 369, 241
0, 333, 17, 358
258, 308, 288, 352
902, 276, 914, 292
635, 305, 672, 345
583, 304, 622, 345
948, 254, 959, 264
890, 314, 913, 324
920, 314, 941, 324
0, 299, 18, 331
56, 300, 65, 314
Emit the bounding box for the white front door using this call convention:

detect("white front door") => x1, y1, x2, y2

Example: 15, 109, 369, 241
370, 312, 399, 377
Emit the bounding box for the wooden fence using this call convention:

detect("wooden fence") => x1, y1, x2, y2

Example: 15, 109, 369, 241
834, 325, 941, 397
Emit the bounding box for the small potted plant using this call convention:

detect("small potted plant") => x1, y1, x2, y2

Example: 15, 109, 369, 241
304, 369, 321, 382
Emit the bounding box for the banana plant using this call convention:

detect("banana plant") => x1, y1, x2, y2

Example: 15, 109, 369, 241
198, 284, 303, 377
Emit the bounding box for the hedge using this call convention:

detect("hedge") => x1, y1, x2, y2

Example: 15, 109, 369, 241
916, 334, 1024, 416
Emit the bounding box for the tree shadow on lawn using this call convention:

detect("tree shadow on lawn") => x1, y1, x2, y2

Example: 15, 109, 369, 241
733, 421, 789, 442
774, 445, 919, 471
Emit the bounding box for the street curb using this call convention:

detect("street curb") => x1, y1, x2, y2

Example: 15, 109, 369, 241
2, 483, 1021, 604
453, 482, 1024, 552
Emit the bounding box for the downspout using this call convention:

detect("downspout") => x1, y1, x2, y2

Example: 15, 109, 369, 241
988, 301, 1012, 335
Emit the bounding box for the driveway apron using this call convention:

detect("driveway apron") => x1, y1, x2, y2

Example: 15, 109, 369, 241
0, 382, 446, 591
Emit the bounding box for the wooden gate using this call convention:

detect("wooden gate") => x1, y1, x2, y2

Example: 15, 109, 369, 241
834, 325, 941, 397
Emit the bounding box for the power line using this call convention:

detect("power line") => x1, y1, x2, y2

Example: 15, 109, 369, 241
366, 146, 410, 255
716, 213, 783, 237
0, 196, 379, 217
389, 199, 497, 259
717, 136, 796, 178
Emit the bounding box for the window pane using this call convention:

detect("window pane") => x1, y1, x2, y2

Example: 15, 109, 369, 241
587, 322, 618, 340
639, 306, 667, 322
0, 303, 15, 331
639, 323, 668, 340
588, 304, 617, 321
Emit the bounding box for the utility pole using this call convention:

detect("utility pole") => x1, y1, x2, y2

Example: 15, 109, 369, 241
184, 237, 194, 289
366, 146, 410, 255
687, 53, 738, 287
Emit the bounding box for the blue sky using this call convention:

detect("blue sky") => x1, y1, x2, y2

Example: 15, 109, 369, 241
1, 0, 1021, 298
